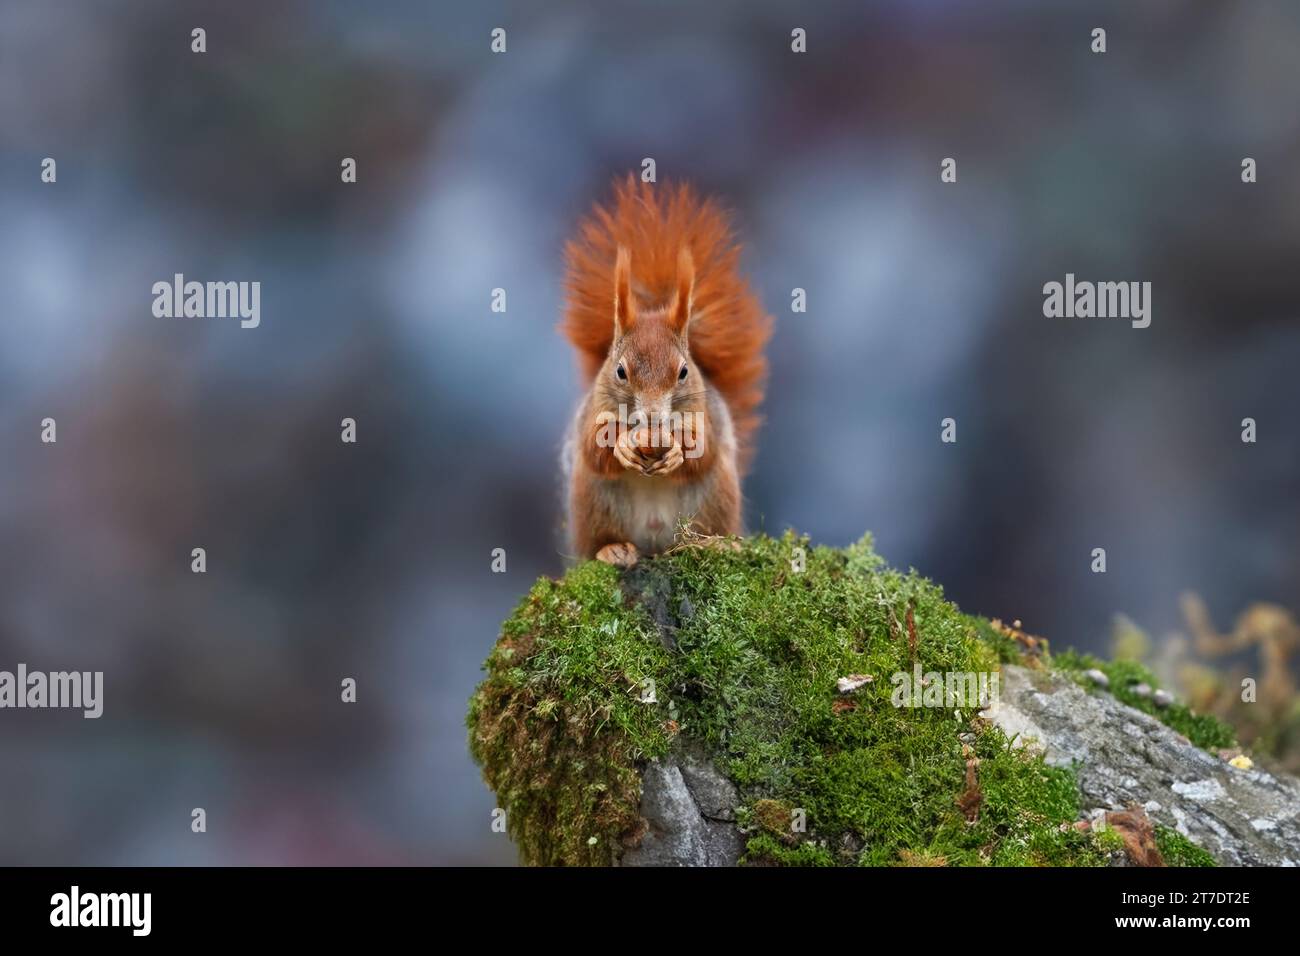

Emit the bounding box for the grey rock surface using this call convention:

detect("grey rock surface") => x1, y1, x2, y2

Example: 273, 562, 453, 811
677, 742, 740, 822
619, 755, 742, 867
987, 665, 1300, 866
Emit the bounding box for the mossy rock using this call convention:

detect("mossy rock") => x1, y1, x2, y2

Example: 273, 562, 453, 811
467, 533, 1261, 866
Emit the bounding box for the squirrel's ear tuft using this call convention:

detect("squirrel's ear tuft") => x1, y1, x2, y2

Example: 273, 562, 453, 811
613, 245, 635, 335
668, 247, 695, 335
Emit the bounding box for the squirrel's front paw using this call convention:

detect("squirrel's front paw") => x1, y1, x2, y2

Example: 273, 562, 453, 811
595, 542, 639, 569
613, 431, 650, 474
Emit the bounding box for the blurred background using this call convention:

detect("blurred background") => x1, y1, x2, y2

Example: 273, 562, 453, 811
1, 0, 1297, 864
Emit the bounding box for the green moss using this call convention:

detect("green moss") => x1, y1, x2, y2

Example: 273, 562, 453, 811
1053, 651, 1237, 752
465, 562, 674, 865
1092, 825, 1128, 855
743, 833, 837, 866
968, 616, 1029, 665
1156, 825, 1218, 867
468, 532, 1234, 866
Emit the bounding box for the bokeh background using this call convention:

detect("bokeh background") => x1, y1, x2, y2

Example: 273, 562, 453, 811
2, 0, 1297, 864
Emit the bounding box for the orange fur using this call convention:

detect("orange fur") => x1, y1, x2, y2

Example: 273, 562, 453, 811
562, 176, 772, 472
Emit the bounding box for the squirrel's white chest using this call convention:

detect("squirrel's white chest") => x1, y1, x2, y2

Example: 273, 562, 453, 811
620, 475, 696, 552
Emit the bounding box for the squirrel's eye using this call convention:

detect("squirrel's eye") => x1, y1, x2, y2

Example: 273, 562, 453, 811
678, 365, 688, 382
616, 363, 627, 381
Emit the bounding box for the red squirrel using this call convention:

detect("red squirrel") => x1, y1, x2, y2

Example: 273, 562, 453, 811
561, 176, 773, 567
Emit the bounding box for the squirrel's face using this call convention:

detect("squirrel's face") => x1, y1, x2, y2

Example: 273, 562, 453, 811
594, 245, 705, 457
600, 318, 704, 413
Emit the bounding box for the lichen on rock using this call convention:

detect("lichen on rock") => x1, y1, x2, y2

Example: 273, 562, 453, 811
987, 665, 1300, 865
467, 532, 1289, 866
